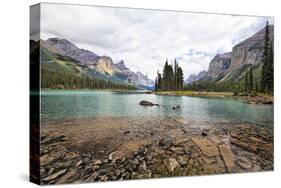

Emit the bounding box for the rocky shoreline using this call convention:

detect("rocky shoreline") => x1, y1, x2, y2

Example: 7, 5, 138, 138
152, 91, 274, 105
40, 117, 273, 185
245, 95, 274, 104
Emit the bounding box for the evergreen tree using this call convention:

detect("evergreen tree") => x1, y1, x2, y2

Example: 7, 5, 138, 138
266, 41, 274, 93
245, 69, 249, 93
155, 77, 158, 91
162, 59, 169, 90
41, 69, 136, 90
166, 64, 174, 90
174, 59, 178, 90
255, 80, 258, 92
261, 21, 270, 92
157, 71, 162, 90
161, 59, 174, 90
184, 81, 243, 92
249, 65, 254, 92
176, 67, 184, 90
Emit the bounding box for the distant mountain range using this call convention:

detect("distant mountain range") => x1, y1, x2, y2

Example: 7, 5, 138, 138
33, 25, 274, 90
186, 25, 274, 84
38, 38, 154, 89
185, 71, 207, 84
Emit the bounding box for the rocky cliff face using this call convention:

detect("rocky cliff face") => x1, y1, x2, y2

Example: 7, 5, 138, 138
206, 52, 232, 80
191, 25, 274, 83
89, 56, 115, 76
221, 25, 274, 81
43, 38, 98, 65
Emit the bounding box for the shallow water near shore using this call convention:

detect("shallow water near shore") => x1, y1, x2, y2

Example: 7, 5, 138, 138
41, 90, 273, 126
39, 90, 274, 184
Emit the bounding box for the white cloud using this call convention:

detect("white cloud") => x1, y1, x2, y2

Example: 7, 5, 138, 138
40, 3, 273, 80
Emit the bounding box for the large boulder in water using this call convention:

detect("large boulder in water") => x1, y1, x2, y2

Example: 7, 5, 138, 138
139, 100, 159, 106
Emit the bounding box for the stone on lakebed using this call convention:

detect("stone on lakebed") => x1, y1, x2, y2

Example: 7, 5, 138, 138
139, 100, 159, 106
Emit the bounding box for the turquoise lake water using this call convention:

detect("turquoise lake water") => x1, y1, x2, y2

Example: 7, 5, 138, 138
40, 90, 273, 125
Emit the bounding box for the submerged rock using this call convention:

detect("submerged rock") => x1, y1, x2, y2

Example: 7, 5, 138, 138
172, 105, 180, 110
139, 100, 159, 106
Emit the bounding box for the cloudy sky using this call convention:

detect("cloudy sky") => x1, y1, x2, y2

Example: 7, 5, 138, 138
39, 3, 273, 80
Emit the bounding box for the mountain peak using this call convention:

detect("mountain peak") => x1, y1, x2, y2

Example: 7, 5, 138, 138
46, 38, 76, 47
43, 37, 98, 65
114, 60, 129, 71
235, 25, 274, 48
119, 60, 125, 65
136, 71, 147, 78
185, 70, 207, 84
